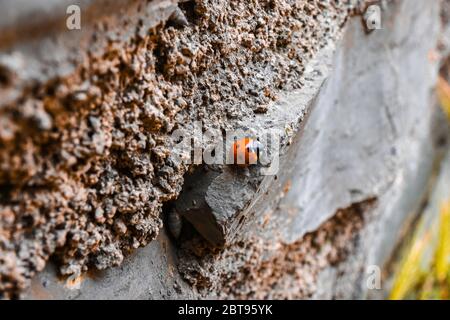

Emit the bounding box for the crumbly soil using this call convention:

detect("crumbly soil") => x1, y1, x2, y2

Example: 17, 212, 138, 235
0, 0, 367, 298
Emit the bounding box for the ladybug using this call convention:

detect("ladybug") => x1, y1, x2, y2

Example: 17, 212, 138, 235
231, 137, 263, 167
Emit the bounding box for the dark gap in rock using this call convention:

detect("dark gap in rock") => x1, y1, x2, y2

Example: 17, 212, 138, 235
0, 64, 13, 87
179, 0, 197, 24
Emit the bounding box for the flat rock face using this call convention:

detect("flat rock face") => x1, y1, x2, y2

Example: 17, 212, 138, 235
276, 0, 441, 244
311, 0, 443, 299
0, 0, 444, 300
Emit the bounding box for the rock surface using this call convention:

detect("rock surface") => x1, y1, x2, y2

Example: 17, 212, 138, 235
0, 0, 445, 299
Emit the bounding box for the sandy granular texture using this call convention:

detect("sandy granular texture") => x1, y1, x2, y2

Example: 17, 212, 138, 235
178, 199, 375, 299
0, 0, 366, 298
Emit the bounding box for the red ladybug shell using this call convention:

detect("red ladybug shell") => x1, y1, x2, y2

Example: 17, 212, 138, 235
231, 137, 261, 167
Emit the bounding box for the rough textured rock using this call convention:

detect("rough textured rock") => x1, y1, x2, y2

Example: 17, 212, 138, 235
0, 0, 446, 300
0, 0, 370, 298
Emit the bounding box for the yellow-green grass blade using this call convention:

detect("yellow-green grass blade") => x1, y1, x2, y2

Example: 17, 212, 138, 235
390, 230, 431, 300
434, 201, 450, 283
437, 77, 450, 121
